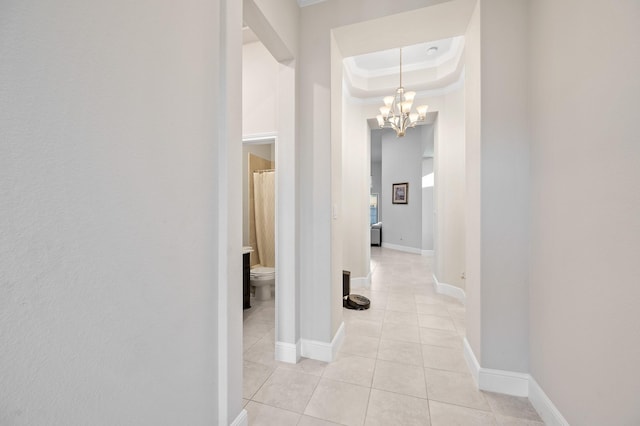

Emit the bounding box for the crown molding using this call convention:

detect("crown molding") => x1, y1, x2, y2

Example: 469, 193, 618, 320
343, 70, 465, 106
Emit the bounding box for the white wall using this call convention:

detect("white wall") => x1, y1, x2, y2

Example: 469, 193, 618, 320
463, 0, 482, 372
434, 86, 466, 289
476, 0, 530, 374
529, 0, 640, 423
242, 41, 279, 137
380, 128, 424, 251
341, 98, 370, 280
0, 0, 243, 424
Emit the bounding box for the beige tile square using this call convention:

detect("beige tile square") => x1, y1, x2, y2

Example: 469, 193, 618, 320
277, 357, 328, 377
386, 298, 417, 312
322, 353, 375, 387
298, 415, 343, 426
243, 345, 277, 368
345, 318, 383, 338
364, 389, 430, 426
384, 309, 419, 326
252, 368, 320, 413
418, 314, 457, 331
483, 392, 543, 422
372, 359, 427, 398
415, 294, 443, 305
381, 322, 421, 343
419, 327, 463, 349
243, 334, 260, 353
339, 333, 380, 358
494, 414, 545, 425
243, 360, 274, 399
416, 302, 451, 317
244, 318, 275, 339
344, 307, 386, 323
425, 368, 490, 411
429, 400, 497, 425
377, 339, 423, 366
245, 401, 300, 426
422, 344, 469, 373
304, 378, 370, 426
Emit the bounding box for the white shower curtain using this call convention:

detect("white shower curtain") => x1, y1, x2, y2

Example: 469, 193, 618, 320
253, 170, 275, 268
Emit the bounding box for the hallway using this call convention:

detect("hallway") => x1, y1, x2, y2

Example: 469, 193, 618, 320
242, 248, 543, 425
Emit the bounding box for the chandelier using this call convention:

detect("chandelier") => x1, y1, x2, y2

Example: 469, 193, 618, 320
376, 48, 428, 137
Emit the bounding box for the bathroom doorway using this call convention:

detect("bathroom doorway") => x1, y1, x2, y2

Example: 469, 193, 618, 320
241, 16, 299, 370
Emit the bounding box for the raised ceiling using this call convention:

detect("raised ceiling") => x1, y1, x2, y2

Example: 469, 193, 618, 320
343, 36, 464, 99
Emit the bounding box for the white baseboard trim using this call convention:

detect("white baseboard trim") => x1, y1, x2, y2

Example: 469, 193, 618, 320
351, 272, 371, 289
463, 338, 528, 396
463, 337, 481, 384
421, 249, 434, 256
275, 340, 300, 364
230, 409, 248, 426
463, 338, 568, 425
529, 376, 570, 426
432, 274, 466, 303
300, 322, 345, 362
381, 242, 421, 254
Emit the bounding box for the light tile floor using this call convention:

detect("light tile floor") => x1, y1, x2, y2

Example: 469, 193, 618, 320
243, 247, 544, 425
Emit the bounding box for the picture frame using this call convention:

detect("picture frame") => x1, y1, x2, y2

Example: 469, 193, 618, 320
392, 182, 408, 204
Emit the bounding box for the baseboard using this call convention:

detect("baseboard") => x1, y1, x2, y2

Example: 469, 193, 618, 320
463, 338, 528, 396
463, 338, 568, 425
432, 274, 466, 303
529, 377, 570, 426
421, 250, 434, 256
381, 242, 421, 254
230, 409, 248, 426
275, 340, 300, 364
351, 272, 371, 289
300, 322, 345, 362
463, 337, 481, 385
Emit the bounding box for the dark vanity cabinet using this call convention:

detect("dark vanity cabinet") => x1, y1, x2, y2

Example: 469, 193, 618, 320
243, 252, 251, 309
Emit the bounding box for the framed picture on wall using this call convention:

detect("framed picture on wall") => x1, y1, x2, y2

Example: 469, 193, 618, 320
392, 182, 408, 204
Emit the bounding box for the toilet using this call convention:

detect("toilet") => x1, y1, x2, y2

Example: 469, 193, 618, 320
250, 266, 275, 301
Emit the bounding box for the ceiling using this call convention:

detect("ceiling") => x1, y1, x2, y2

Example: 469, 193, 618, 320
343, 36, 464, 99
348, 38, 457, 76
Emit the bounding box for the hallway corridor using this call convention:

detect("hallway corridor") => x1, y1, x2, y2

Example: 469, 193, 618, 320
242, 248, 543, 425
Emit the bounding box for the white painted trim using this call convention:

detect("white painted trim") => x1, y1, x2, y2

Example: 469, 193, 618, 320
300, 322, 345, 362
463, 338, 527, 396
529, 377, 570, 426
381, 242, 422, 254
421, 249, 434, 256
275, 340, 301, 364
432, 274, 466, 303
463, 338, 568, 425
230, 409, 248, 426
463, 337, 481, 385
242, 132, 278, 144
480, 368, 530, 397
351, 271, 372, 289
344, 71, 465, 106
